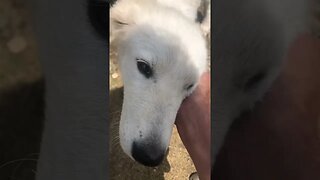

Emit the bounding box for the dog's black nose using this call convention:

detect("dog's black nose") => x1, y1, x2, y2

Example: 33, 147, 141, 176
131, 141, 165, 167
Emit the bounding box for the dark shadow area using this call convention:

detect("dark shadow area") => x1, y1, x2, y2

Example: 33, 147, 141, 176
213, 102, 320, 180
213, 69, 320, 179
0, 79, 44, 180
109, 87, 171, 180
0, 81, 171, 180
1, 0, 192, 179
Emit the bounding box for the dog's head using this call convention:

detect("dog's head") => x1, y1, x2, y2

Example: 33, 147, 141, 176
110, 0, 207, 166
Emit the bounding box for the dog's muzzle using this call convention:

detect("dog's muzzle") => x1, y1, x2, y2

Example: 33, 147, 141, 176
131, 140, 166, 167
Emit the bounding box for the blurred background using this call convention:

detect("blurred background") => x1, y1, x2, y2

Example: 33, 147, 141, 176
0, 0, 205, 179
0, 0, 42, 179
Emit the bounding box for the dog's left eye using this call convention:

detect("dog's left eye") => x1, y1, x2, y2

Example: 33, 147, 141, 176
136, 58, 153, 78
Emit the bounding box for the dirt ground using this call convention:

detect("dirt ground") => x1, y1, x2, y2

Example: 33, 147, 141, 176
0, 1, 205, 179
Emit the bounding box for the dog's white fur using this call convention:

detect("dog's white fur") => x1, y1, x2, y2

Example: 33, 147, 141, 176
110, 0, 208, 161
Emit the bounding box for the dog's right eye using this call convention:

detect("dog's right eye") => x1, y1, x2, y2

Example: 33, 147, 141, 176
136, 58, 153, 78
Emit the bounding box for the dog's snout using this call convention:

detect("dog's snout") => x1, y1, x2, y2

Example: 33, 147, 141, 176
131, 141, 166, 167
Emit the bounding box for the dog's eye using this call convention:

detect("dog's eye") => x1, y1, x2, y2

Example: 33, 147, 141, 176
136, 58, 153, 78
185, 84, 194, 91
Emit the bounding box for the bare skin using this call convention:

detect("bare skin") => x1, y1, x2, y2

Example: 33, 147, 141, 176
175, 72, 211, 180
176, 33, 320, 179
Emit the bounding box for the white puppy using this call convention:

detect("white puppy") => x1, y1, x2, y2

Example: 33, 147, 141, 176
110, 0, 209, 166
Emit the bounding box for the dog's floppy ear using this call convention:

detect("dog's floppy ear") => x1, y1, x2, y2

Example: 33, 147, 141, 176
110, 0, 152, 43
110, 0, 137, 42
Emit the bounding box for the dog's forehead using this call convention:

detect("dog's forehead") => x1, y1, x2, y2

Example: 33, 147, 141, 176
126, 26, 196, 64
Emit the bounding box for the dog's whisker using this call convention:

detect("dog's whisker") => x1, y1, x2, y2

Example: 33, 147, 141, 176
110, 135, 120, 147
110, 111, 121, 116
110, 121, 120, 126
110, 124, 120, 130
111, 142, 121, 149
110, 130, 119, 134
110, 109, 121, 113
111, 137, 120, 144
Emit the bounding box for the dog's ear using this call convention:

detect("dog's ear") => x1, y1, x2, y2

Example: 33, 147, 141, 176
110, 0, 152, 43
110, 0, 137, 42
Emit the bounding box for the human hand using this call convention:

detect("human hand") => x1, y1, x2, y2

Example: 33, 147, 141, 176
175, 72, 211, 180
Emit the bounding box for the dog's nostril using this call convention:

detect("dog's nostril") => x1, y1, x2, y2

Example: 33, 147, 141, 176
131, 141, 165, 167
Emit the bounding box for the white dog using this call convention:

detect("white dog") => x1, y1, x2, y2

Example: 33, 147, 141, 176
33, 0, 311, 179
110, 0, 210, 166
34, 0, 209, 179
